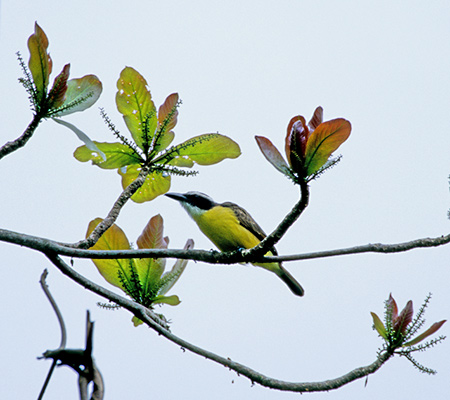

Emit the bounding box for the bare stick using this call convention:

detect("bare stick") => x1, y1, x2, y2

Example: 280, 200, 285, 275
37, 269, 67, 400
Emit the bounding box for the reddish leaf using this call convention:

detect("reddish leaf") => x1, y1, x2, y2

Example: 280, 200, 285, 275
158, 93, 179, 132
308, 106, 323, 131
394, 300, 413, 335
48, 64, 70, 109
255, 135, 290, 176
304, 118, 351, 176
285, 115, 308, 172
403, 320, 447, 347
136, 214, 169, 251
387, 293, 399, 321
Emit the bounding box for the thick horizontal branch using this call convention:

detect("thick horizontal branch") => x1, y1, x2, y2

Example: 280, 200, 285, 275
1, 228, 449, 264
45, 253, 393, 393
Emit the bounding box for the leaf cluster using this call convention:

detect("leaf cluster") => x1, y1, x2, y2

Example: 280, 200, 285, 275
74, 67, 241, 203
86, 215, 193, 326
371, 293, 446, 374
19, 23, 102, 119
255, 107, 351, 184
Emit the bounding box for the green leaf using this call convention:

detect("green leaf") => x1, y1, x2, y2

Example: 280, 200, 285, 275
255, 135, 291, 177
132, 316, 144, 327
308, 106, 323, 131
153, 131, 175, 155
27, 22, 52, 104
116, 67, 156, 150
152, 295, 181, 306
403, 320, 447, 347
74, 141, 141, 169
86, 218, 131, 289
158, 133, 241, 166
52, 74, 102, 116
118, 164, 171, 203
304, 118, 351, 176
371, 312, 387, 339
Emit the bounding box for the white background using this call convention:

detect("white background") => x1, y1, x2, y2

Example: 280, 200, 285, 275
1, 1, 449, 399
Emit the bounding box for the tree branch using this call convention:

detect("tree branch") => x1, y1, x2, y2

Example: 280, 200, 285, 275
242, 179, 310, 260
0, 113, 43, 160
71, 167, 149, 249
1, 227, 449, 264
37, 269, 67, 400
45, 252, 394, 393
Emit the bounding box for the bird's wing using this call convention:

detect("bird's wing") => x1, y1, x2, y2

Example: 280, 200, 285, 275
221, 202, 278, 254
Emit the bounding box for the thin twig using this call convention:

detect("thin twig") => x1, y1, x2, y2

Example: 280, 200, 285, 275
45, 253, 394, 393
242, 179, 310, 260
71, 167, 150, 249
0, 113, 43, 160
39, 269, 67, 349
37, 269, 67, 400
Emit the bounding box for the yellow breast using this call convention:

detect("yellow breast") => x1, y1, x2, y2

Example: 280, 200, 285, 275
192, 206, 261, 252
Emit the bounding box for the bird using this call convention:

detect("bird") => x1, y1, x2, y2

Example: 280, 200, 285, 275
165, 191, 304, 296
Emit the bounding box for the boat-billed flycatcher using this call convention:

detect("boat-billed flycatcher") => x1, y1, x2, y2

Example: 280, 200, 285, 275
165, 191, 304, 297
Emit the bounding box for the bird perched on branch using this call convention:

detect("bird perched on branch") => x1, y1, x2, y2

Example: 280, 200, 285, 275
165, 191, 304, 297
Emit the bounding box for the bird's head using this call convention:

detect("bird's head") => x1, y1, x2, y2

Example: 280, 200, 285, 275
165, 191, 217, 217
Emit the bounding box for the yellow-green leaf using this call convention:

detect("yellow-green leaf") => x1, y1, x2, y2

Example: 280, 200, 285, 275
152, 295, 181, 306
304, 118, 351, 176
27, 22, 52, 103
118, 164, 171, 203
132, 316, 144, 327
74, 142, 141, 169
160, 133, 241, 166
116, 67, 156, 150
52, 75, 103, 116
371, 312, 387, 339
86, 218, 131, 289
153, 131, 175, 155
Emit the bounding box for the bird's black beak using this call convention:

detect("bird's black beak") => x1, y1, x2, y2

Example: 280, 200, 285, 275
165, 192, 187, 202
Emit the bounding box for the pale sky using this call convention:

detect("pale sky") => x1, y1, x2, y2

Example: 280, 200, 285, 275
1, 1, 449, 399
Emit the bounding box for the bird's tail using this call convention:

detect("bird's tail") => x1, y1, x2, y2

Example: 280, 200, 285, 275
276, 265, 305, 297
253, 259, 304, 297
